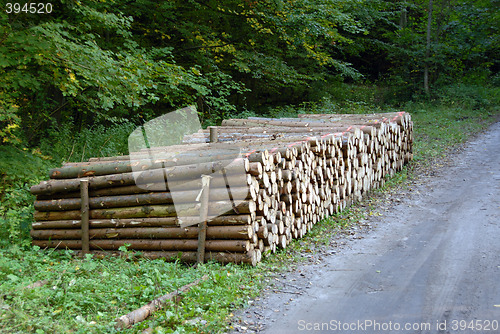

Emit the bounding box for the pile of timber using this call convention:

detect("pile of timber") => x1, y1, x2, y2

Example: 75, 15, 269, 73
30, 112, 413, 266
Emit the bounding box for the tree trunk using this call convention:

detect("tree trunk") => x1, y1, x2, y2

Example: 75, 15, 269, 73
55, 149, 245, 177
34, 186, 252, 211
31, 158, 246, 196
115, 275, 210, 329
36, 173, 250, 200
33, 200, 257, 221
31, 215, 253, 230
32, 238, 252, 252
424, 0, 433, 95
30, 225, 255, 240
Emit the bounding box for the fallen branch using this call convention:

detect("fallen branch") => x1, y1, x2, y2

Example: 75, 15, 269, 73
25, 279, 49, 290
115, 274, 209, 329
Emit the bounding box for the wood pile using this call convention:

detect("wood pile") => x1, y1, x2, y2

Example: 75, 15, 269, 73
30, 112, 413, 266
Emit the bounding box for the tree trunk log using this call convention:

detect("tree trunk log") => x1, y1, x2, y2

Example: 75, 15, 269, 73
36, 173, 250, 200
115, 274, 210, 329
32, 239, 252, 252
31, 158, 246, 196
34, 200, 257, 221
32, 215, 253, 230
34, 187, 252, 211
30, 225, 255, 240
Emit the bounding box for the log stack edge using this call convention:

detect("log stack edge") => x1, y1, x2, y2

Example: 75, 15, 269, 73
30, 112, 413, 266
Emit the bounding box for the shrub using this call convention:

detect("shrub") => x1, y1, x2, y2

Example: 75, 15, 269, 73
0, 146, 55, 245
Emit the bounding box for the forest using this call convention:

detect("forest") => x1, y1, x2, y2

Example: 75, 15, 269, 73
0, 1, 499, 332
1, 0, 498, 145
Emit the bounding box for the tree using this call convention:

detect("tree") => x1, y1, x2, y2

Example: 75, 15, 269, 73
0, 0, 215, 143
2, 0, 385, 144
424, 0, 433, 95
382, 0, 499, 98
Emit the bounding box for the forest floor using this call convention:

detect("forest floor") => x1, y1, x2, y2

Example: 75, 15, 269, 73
229, 120, 500, 333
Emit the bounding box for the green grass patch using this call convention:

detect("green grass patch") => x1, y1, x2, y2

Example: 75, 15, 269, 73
0, 247, 267, 334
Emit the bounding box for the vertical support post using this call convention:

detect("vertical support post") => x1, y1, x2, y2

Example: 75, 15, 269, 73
209, 126, 218, 143
80, 179, 90, 254
196, 175, 212, 264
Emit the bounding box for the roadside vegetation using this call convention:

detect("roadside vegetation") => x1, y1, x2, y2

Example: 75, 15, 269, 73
1, 0, 498, 332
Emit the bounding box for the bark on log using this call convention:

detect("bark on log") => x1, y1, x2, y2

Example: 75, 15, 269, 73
30, 225, 255, 240
188, 126, 368, 140
54, 148, 255, 179
36, 173, 250, 200
34, 187, 252, 211
31, 158, 246, 196
80, 180, 90, 254
32, 239, 252, 252
197, 175, 211, 263
31, 215, 253, 230
222, 118, 379, 129
34, 200, 256, 221
115, 275, 209, 329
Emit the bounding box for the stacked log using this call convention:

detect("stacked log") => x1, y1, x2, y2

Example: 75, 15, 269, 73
30, 112, 413, 266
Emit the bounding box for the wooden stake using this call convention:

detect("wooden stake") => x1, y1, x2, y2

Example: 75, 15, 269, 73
80, 180, 90, 254
197, 175, 212, 263
209, 126, 218, 143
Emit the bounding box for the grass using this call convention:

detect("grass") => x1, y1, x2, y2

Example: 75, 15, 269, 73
410, 105, 494, 161
0, 247, 266, 333
1, 84, 499, 333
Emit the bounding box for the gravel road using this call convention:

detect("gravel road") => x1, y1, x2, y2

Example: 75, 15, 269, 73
230, 121, 500, 334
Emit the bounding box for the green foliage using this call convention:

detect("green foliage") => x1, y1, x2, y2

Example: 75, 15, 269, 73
381, 0, 499, 95
38, 119, 136, 163
0, 103, 21, 145
2, 0, 497, 143
435, 84, 500, 111
0, 0, 244, 144
1, 0, 398, 143
0, 146, 55, 245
